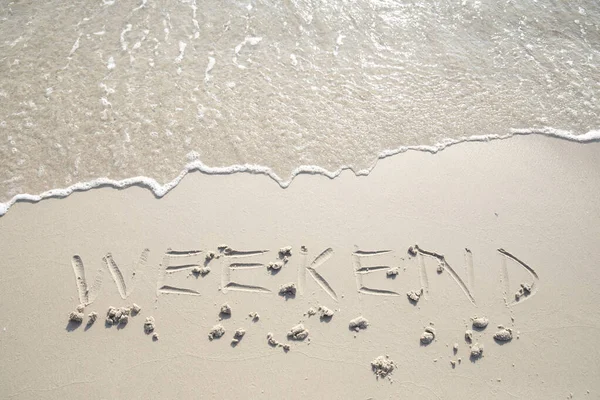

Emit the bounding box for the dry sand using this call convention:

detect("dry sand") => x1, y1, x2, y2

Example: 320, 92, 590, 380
0, 135, 599, 399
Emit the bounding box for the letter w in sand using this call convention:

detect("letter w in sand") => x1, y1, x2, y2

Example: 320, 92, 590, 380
71, 249, 149, 305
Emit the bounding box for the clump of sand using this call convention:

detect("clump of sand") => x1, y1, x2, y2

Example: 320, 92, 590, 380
144, 316, 155, 334
68, 304, 86, 323
318, 305, 334, 319
407, 288, 423, 304
205, 251, 216, 262
69, 311, 84, 323
278, 246, 292, 259
220, 303, 232, 316
349, 316, 369, 331
386, 267, 399, 277
248, 312, 260, 321
267, 332, 290, 352
106, 306, 131, 326
279, 282, 296, 297
208, 324, 225, 340
267, 246, 293, 272
87, 312, 98, 324
131, 303, 141, 315
470, 343, 484, 359
408, 246, 418, 257
420, 326, 436, 345
152, 332, 159, 341
371, 355, 396, 379
493, 326, 513, 342
465, 329, 473, 343
287, 324, 309, 340
436, 262, 444, 274
306, 307, 317, 316
267, 261, 284, 271
192, 266, 211, 277
231, 328, 246, 344
515, 283, 532, 300
471, 316, 489, 329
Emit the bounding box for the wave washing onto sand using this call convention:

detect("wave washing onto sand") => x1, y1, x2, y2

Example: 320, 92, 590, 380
1, 128, 598, 216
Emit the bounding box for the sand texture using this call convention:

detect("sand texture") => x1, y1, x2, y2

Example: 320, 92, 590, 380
0, 136, 599, 399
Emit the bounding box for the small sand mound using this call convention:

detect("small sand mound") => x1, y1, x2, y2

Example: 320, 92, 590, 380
349, 316, 369, 331
192, 266, 211, 276
515, 283, 532, 300
220, 303, 232, 316
420, 326, 436, 345
407, 288, 423, 304
131, 303, 141, 315
279, 246, 292, 258
408, 246, 418, 257
106, 306, 131, 326
76, 304, 85, 313
306, 307, 317, 316
436, 262, 444, 274
279, 282, 297, 297
232, 328, 246, 344
267, 332, 290, 352
465, 329, 473, 343
470, 343, 484, 359
371, 355, 396, 378
208, 324, 225, 340
386, 267, 399, 277
287, 324, 309, 340
493, 326, 513, 342
205, 251, 216, 261
267, 261, 284, 271
318, 305, 334, 319
144, 316, 156, 334
471, 316, 489, 329
88, 312, 98, 324
152, 332, 159, 341
249, 312, 260, 321
69, 311, 84, 323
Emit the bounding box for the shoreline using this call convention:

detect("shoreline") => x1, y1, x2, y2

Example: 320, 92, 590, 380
2, 128, 599, 216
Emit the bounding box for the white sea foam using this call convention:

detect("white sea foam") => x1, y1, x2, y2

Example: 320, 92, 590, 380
1, 129, 598, 217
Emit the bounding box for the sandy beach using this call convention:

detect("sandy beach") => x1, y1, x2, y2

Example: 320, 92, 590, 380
1, 134, 599, 399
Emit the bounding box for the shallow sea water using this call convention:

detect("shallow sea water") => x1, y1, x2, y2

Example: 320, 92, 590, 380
0, 0, 599, 212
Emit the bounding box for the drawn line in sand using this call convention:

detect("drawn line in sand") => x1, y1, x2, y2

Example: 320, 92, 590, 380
103, 253, 133, 299
165, 249, 202, 256
72, 256, 90, 305
355, 265, 392, 274
221, 248, 269, 257
465, 248, 475, 292
165, 263, 201, 272
353, 250, 399, 296
228, 262, 265, 270
411, 245, 476, 305
299, 248, 338, 301
359, 287, 400, 296
224, 282, 271, 293
218, 248, 271, 294
71, 249, 148, 304
158, 285, 200, 295
354, 250, 392, 255
498, 248, 539, 306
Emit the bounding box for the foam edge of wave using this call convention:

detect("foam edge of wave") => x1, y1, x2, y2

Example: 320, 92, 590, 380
1, 128, 599, 217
